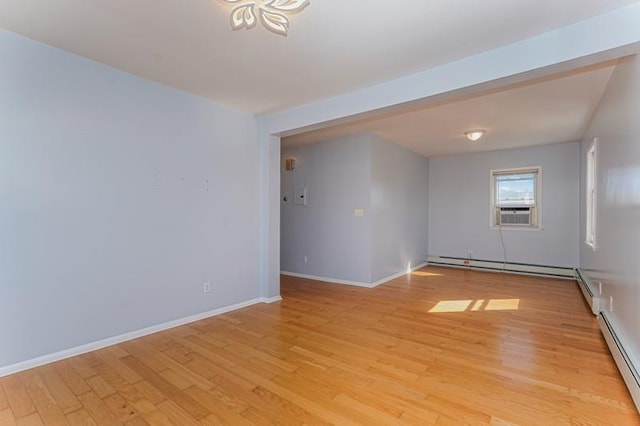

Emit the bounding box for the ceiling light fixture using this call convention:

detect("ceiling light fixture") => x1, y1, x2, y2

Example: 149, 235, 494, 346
464, 130, 485, 141
221, 0, 310, 37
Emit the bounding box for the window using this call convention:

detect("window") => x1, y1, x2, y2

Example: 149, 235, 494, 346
586, 140, 597, 248
490, 167, 542, 229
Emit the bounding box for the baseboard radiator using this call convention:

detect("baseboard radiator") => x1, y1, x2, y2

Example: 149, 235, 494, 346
598, 312, 640, 411
427, 256, 575, 279
574, 268, 600, 315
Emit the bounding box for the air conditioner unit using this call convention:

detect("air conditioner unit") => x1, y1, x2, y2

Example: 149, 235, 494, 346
498, 207, 532, 226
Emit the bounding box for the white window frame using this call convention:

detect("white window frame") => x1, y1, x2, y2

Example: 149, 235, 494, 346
585, 139, 597, 248
489, 166, 542, 230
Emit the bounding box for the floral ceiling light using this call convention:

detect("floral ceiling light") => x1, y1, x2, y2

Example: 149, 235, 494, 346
220, 0, 310, 36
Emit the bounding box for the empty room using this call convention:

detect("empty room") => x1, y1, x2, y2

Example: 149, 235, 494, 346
1, 1, 640, 425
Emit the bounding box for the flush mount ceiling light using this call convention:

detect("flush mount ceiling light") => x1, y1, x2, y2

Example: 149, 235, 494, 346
221, 0, 310, 37
464, 130, 485, 141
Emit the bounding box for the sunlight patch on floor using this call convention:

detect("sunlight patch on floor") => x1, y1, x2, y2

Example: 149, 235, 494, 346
411, 271, 443, 277
429, 299, 520, 313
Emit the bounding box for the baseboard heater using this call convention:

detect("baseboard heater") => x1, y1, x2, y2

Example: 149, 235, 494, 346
574, 268, 600, 315
598, 312, 640, 412
427, 256, 575, 279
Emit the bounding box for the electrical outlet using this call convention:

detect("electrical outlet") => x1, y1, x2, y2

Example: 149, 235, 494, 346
203, 282, 211, 293
303, 256, 308, 263
609, 296, 613, 312
467, 250, 473, 259
354, 209, 364, 217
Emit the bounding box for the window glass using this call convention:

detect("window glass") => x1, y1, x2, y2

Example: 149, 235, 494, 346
496, 173, 536, 206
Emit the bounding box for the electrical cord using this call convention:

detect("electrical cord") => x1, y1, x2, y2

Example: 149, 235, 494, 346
498, 225, 507, 272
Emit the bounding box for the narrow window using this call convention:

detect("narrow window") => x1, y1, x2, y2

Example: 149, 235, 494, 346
490, 167, 542, 229
586, 141, 597, 248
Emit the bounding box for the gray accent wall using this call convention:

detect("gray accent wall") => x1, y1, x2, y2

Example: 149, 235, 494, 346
428, 142, 580, 267
371, 136, 429, 281
580, 55, 640, 360
281, 135, 373, 283
0, 30, 261, 368
280, 134, 429, 284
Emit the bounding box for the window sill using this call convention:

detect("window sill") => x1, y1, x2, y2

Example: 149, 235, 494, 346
489, 226, 543, 231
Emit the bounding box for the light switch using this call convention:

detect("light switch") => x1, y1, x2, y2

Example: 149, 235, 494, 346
354, 209, 364, 217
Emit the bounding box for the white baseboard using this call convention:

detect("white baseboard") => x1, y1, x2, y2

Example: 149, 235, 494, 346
281, 262, 429, 289
280, 271, 377, 288
261, 295, 283, 303
0, 296, 281, 378
575, 268, 601, 315
427, 256, 575, 279
598, 312, 640, 412
372, 262, 429, 286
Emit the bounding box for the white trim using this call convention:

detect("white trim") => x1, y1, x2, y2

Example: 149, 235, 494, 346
427, 256, 574, 279
281, 272, 375, 288
489, 166, 542, 229
575, 268, 600, 315
0, 296, 280, 378
489, 225, 543, 232
281, 262, 429, 289
598, 313, 640, 412
585, 138, 598, 249
261, 295, 283, 303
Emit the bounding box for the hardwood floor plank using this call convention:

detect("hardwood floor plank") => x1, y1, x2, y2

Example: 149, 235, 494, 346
3, 373, 36, 420
155, 400, 200, 426
0, 408, 17, 426
52, 361, 92, 397
1, 267, 639, 425
15, 412, 44, 426
101, 393, 139, 423
183, 386, 254, 426
127, 399, 172, 426
23, 373, 69, 425
95, 350, 143, 385
65, 408, 98, 426
119, 355, 210, 420
76, 391, 122, 426
37, 366, 82, 415
0, 380, 9, 410
85, 375, 117, 400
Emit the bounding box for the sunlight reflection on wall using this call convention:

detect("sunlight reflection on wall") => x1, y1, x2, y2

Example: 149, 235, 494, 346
605, 166, 640, 207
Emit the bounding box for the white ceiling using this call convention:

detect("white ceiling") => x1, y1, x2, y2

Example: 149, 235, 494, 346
282, 62, 616, 158
0, 0, 636, 113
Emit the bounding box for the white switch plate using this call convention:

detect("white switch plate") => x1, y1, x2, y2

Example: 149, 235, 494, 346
203, 282, 211, 293
354, 209, 364, 217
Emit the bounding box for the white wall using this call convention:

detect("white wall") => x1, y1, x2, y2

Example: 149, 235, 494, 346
280, 135, 373, 283
0, 30, 261, 369
580, 55, 640, 359
280, 134, 429, 284
371, 136, 429, 281
428, 142, 580, 267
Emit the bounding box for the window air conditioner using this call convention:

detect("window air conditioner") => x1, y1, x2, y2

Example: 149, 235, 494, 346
498, 207, 532, 226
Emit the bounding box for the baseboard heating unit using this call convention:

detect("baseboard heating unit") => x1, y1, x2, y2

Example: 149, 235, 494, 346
574, 268, 600, 315
427, 256, 575, 279
598, 312, 640, 411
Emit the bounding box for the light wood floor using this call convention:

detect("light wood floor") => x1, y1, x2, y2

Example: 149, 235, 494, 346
1, 267, 639, 425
